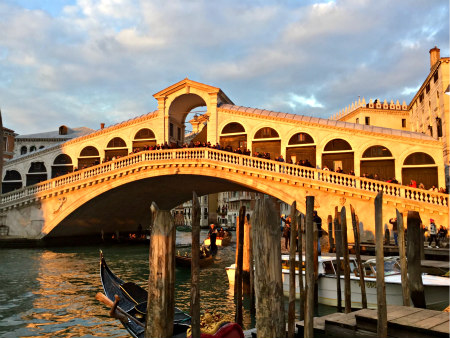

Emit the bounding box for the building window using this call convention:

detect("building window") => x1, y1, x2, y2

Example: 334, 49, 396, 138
402, 119, 406, 128
30, 146, 36, 152
20, 146, 27, 155
419, 93, 424, 103
434, 72, 439, 83
355, 118, 359, 124
365, 117, 370, 125
425, 84, 430, 94
428, 125, 433, 137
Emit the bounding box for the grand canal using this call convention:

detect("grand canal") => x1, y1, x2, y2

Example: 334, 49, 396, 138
0, 230, 335, 337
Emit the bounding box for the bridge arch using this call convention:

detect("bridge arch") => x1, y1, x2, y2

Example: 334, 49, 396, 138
78, 146, 101, 169
359, 145, 395, 181
51, 154, 73, 178
321, 138, 354, 173
132, 128, 156, 151
105, 137, 128, 160
26, 162, 47, 186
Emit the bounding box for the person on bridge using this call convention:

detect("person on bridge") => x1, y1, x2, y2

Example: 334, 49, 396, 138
389, 217, 398, 246
208, 223, 218, 256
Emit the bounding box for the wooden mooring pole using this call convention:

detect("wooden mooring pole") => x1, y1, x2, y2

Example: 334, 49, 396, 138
375, 192, 387, 338
350, 205, 367, 308
407, 211, 426, 308
333, 207, 342, 313
327, 215, 334, 252
145, 206, 176, 338
304, 196, 315, 338
252, 196, 285, 338
249, 214, 255, 315
299, 213, 305, 321
396, 209, 410, 306
190, 192, 201, 338
234, 205, 245, 327
288, 201, 297, 338
340, 207, 351, 313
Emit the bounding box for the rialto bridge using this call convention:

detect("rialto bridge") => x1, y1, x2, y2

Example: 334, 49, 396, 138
0, 79, 447, 240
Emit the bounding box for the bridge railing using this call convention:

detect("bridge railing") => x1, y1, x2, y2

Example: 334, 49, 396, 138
1, 147, 448, 208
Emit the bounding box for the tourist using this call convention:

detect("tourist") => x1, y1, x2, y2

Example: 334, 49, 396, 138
322, 165, 330, 171
313, 210, 323, 255
336, 167, 343, 173
281, 215, 291, 250
438, 225, 448, 243
409, 179, 417, 188
429, 185, 438, 192
418, 182, 425, 189
428, 219, 438, 248
389, 217, 398, 246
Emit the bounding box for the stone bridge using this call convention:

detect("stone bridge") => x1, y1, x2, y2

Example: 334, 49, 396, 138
1, 148, 447, 241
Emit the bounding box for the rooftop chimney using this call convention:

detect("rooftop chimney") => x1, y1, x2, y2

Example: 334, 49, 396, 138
100, 123, 105, 129
429, 46, 440, 69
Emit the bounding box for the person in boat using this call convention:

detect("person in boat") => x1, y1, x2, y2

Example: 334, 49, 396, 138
313, 210, 323, 255
208, 223, 218, 255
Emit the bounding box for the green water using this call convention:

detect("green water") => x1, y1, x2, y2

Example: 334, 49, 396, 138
0, 231, 334, 337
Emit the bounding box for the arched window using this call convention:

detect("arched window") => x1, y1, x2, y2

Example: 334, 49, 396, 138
107, 137, 127, 148
133, 129, 156, 151
361, 145, 395, 181
52, 154, 73, 178
403, 152, 435, 165
220, 122, 247, 150
20, 146, 27, 155
78, 146, 101, 169
39, 145, 45, 149
324, 139, 352, 151
26, 162, 47, 186
254, 127, 279, 139
59, 125, 68, 135
286, 132, 316, 166
288, 133, 314, 145
2, 170, 22, 193
322, 139, 354, 173
30, 146, 37, 152
105, 137, 128, 160
221, 122, 245, 134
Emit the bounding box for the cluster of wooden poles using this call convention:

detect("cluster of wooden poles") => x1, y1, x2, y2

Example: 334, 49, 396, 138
143, 191, 427, 338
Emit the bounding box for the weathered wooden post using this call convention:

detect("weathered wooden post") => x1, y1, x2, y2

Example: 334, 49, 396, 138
190, 192, 201, 338
313, 220, 319, 314
234, 205, 245, 328
327, 215, 334, 252
243, 213, 251, 285
350, 205, 367, 308
396, 209, 410, 306
288, 201, 297, 338
334, 207, 342, 312
407, 211, 426, 308
299, 213, 305, 321
249, 213, 256, 315
252, 196, 285, 338
304, 196, 315, 338
145, 205, 176, 338
375, 192, 387, 338
340, 207, 351, 313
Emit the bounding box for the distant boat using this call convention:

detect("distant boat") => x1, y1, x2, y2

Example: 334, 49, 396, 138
176, 247, 214, 269
98, 252, 191, 338
226, 255, 450, 309
204, 230, 232, 247
176, 225, 192, 232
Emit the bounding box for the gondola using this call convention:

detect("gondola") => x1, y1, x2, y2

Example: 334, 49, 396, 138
98, 252, 191, 338
175, 253, 214, 269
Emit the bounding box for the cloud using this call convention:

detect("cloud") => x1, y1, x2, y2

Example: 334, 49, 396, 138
0, 0, 448, 134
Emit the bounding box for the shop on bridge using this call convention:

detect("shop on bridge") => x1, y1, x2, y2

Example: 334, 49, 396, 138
322, 139, 354, 173
251, 127, 281, 160
285, 132, 316, 166
219, 122, 247, 150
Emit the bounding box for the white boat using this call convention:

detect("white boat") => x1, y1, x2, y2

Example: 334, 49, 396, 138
225, 255, 449, 309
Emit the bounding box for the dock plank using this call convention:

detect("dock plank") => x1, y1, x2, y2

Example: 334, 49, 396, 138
431, 321, 450, 334
414, 313, 449, 329
389, 309, 438, 326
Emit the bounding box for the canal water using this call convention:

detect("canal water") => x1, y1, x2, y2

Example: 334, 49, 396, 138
0, 230, 335, 338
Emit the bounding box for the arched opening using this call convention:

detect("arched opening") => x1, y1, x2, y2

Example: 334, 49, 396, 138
20, 146, 27, 155
26, 162, 47, 186
286, 132, 316, 166
252, 127, 281, 160
360, 145, 395, 180
2, 170, 22, 193
30, 146, 36, 152
220, 122, 247, 151
133, 128, 156, 151
78, 146, 100, 169
402, 152, 437, 189
322, 139, 354, 173
105, 137, 128, 160
52, 154, 73, 178
169, 94, 207, 146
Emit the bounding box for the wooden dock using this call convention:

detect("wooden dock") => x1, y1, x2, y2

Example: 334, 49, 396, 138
294, 305, 449, 338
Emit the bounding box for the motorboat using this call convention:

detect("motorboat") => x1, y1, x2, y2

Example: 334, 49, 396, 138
226, 255, 450, 309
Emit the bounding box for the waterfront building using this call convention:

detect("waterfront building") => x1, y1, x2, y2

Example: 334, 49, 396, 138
2, 127, 16, 163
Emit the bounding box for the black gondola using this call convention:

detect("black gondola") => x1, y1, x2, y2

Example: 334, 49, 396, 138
99, 251, 191, 338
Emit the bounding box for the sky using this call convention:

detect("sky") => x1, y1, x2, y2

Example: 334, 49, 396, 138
0, 0, 448, 134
